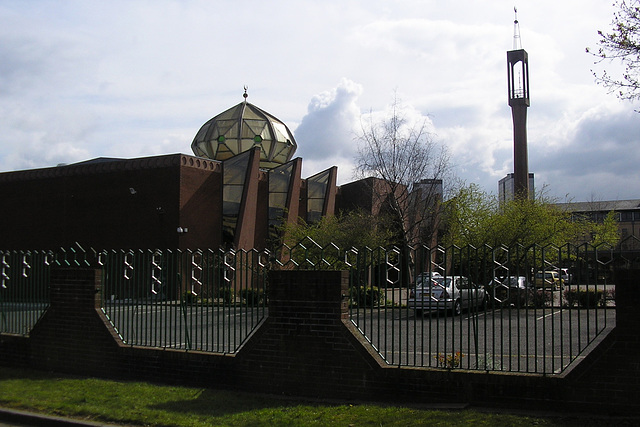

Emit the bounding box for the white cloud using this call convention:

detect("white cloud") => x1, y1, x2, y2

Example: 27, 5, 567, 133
294, 78, 363, 169
0, 0, 638, 203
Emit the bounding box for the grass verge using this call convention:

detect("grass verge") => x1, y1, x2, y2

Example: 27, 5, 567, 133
0, 367, 629, 426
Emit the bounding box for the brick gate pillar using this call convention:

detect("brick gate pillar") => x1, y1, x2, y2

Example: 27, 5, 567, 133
268, 270, 349, 322
614, 268, 640, 333
29, 267, 122, 375
613, 268, 640, 378
569, 267, 640, 414
235, 269, 384, 399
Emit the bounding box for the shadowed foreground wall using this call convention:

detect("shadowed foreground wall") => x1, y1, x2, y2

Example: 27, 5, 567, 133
1, 268, 638, 416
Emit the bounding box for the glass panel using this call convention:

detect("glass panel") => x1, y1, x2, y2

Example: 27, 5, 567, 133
217, 120, 237, 137
244, 119, 268, 137
224, 152, 250, 180
259, 141, 270, 159
272, 122, 290, 143
193, 141, 212, 158
259, 124, 272, 140
222, 152, 251, 245
194, 124, 209, 143
307, 171, 329, 198
224, 165, 245, 186
222, 191, 241, 214
226, 140, 240, 155
237, 138, 250, 154
268, 193, 287, 227
306, 169, 331, 223
269, 193, 287, 207
216, 145, 234, 160
242, 106, 262, 120
270, 167, 292, 192
215, 104, 242, 120
307, 200, 323, 223
272, 147, 291, 164
268, 161, 294, 234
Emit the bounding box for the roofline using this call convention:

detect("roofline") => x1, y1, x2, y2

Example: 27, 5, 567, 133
0, 154, 221, 183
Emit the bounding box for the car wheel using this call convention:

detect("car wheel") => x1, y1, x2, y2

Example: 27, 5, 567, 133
452, 300, 461, 316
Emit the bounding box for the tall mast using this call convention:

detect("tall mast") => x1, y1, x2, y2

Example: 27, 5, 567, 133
507, 7, 530, 199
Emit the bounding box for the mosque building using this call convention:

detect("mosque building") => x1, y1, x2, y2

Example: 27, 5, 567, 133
0, 92, 348, 251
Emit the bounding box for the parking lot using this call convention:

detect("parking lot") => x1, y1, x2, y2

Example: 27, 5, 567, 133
352, 303, 614, 373
1, 284, 615, 375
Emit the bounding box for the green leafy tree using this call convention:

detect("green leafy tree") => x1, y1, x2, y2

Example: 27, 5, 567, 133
281, 210, 394, 250
587, 0, 640, 105
275, 210, 395, 270
441, 184, 620, 271
440, 183, 496, 249
582, 210, 621, 247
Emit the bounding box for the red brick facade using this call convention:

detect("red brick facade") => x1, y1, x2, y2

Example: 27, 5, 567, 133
0, 153, 338, 251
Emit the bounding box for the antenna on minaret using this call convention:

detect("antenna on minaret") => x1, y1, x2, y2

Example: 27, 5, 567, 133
513, 7, 522, 50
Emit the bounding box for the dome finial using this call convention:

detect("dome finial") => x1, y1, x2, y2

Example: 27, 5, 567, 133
512, 6, 522, 50
243, 86, 248, 101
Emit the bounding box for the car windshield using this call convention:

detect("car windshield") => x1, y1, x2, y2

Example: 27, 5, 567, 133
415, 274, 442, 287
493, 277, 521, 286
432, 277, 452, 287
415, 275, 429, 287
536, 272, 555, 279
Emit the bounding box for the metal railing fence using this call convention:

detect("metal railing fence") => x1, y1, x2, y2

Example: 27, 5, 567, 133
2, 237, 638, 374
0, 249, 53, 335
343, 241, 626, 374
99, 248, 269, 353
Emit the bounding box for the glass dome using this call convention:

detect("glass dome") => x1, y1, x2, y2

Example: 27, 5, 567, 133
191, 94, 297, 169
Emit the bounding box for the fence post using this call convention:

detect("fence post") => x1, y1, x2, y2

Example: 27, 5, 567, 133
613, 268, 640, 333
29, 267, 121, 375
267, 270, 349, 321
235, 269, 386, 399
49, 267, 102, 311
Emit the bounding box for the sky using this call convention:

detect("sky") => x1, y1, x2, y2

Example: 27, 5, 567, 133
1, 0, 639, 203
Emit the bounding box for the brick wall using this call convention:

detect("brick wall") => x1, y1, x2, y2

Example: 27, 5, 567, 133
562, 269, 640, 414
232, 270, 385, 399
28, 268, 122, 375
1, 268, 639, 415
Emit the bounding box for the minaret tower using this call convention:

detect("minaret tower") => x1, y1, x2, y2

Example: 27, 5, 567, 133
507, 7, 530, 199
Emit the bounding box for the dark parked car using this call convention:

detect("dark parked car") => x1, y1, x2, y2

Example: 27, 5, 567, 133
486, 276, 533, 306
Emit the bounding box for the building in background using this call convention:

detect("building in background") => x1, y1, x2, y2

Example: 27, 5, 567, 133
0, 93, 442, 251
0, 93, 340, 251
498, 173, 535, 204
555, 199, 640, 248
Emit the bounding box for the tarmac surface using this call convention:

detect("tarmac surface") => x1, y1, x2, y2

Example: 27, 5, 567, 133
3, 402, 640, 426
0, 407, 123, 427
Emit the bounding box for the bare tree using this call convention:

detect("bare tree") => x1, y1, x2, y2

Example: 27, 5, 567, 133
354, 95, 450, 249
587, 0, 640, 105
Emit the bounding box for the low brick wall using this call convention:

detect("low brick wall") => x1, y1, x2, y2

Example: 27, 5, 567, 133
1, 268, 638, 415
